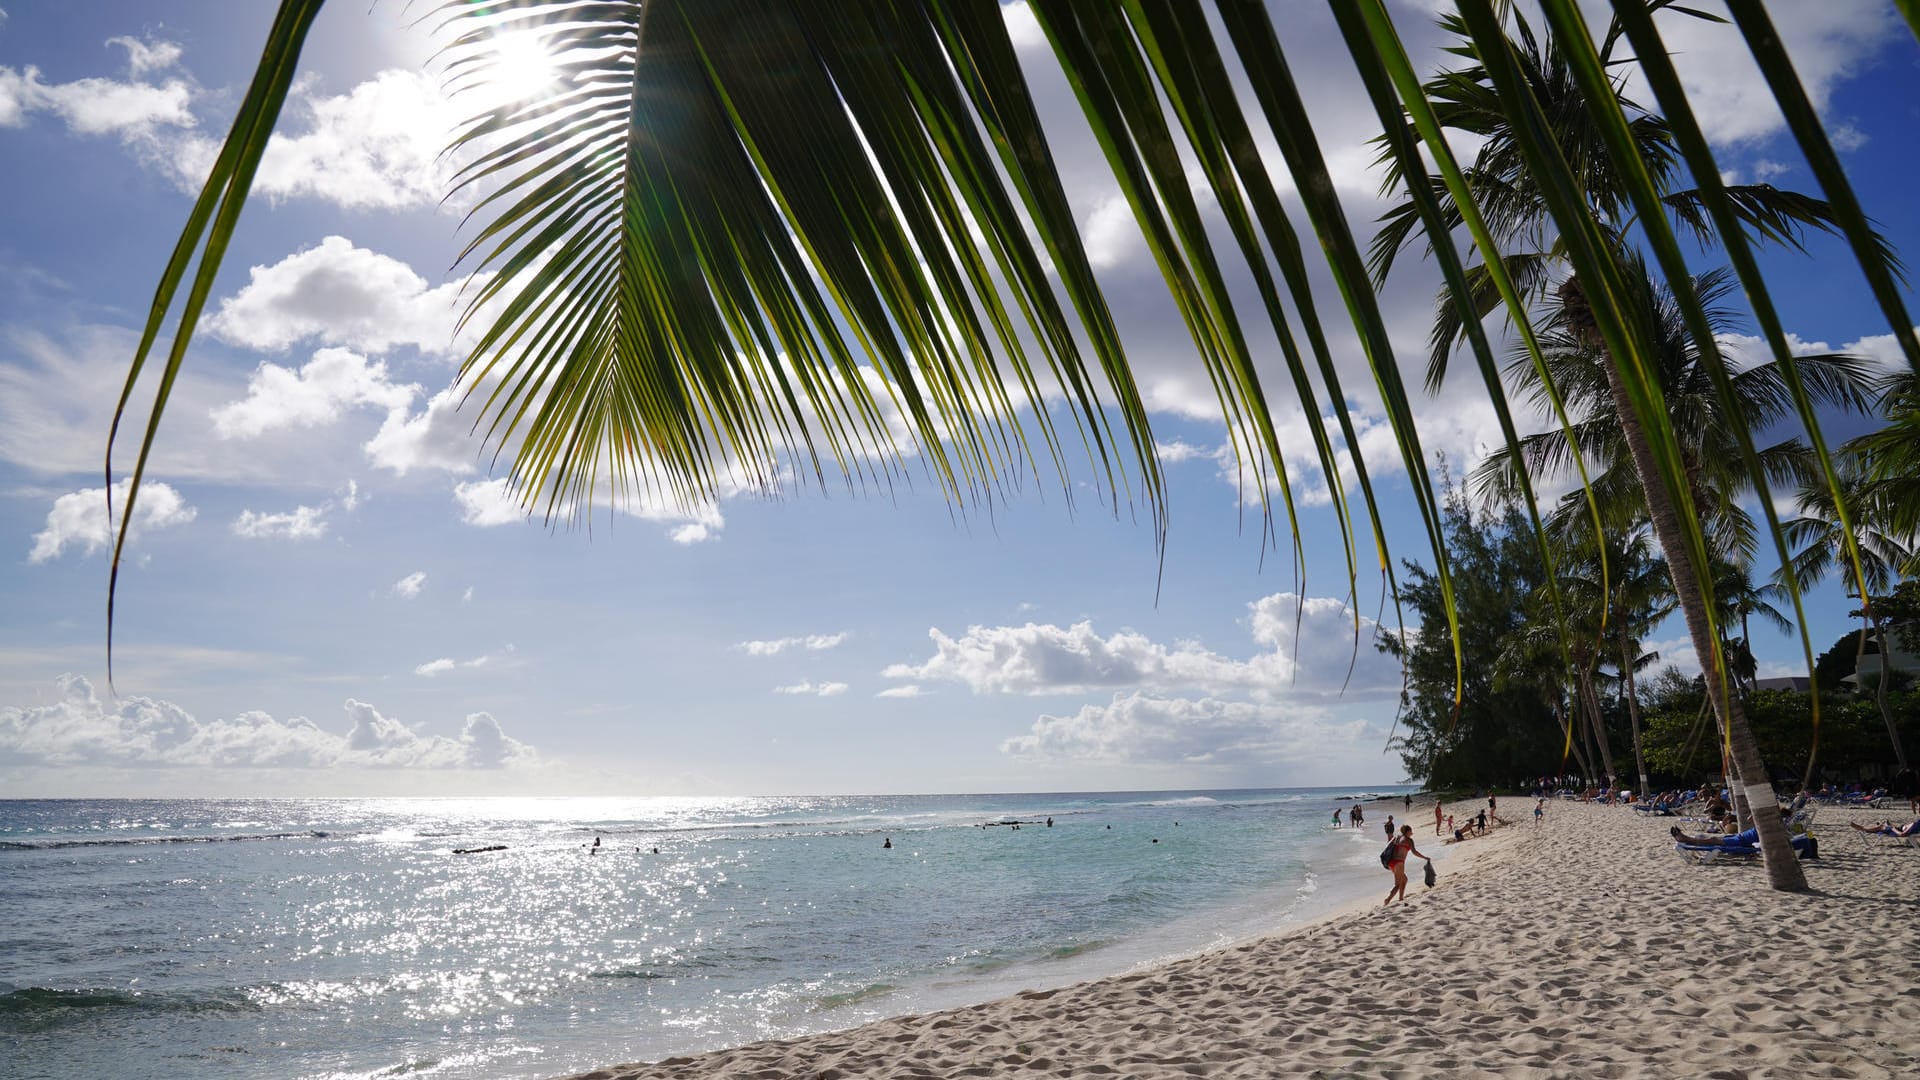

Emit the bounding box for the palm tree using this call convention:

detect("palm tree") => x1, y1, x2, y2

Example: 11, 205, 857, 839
1779, 455, 1917, 772
1590, 522, 1674, 799
1710, 559, 1794, 698
1380, 8, 1890, 889
108, 1, 1918, 888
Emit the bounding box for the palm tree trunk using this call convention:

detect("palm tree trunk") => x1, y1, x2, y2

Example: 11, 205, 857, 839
1591, 330, 1807, 890
1868, 613, 1911, 773
1577, 666, 1617, 787
1555, 693, 1595, 784
1619, 629, 1651, 796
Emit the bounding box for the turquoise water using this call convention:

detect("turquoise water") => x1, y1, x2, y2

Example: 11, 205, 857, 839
0, 788, 1415, 1079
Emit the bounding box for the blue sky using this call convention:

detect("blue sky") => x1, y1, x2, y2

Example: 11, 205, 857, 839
2, 2, 1916, 797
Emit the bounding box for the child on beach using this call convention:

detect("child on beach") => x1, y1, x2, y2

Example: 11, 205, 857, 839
1382, 824, 1430, 905
1534, 799, 1544, 826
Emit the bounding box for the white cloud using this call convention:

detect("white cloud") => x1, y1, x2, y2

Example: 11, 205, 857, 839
773, 681, 849, 697
364, 381, 486, 476
876, 685, 925, 699
391, 571, 427, 599
248, 70, 460, 209
883, 594, 1401, 701
205, 236, 482, 358
0, 59, 194, 143
29, 478, 195, 563
1154, 440, 1212, 464
461, 586, 475, 604
159, 70, 462, 209
231, 504, 328, 541
413, 645, 513, 677
1637, 1, 1897, 147
1001, 692, 1367, 766
452, 478, 526, 526
0, 675, 533, 769
3, 39, 459, 211
107, 36, 183, 76
212, 347, 417, 439
738, 632, 850, 657
669, 523, 712, 545
1082, 192, 1142, 271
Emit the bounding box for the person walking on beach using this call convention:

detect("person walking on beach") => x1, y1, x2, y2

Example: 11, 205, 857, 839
1534, 799, 1545, 826
1434, 801, 1444, 836
1383, 824, 1430, 905
1383, 815, 1395, 841
1404, 793, 1412, 813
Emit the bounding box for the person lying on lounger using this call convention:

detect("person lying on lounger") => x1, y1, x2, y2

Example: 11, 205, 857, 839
1848, 818, 1920, 837
1669, 820, 1817, 857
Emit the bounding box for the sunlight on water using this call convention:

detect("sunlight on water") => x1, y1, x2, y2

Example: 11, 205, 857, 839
1, 788, 1414, 1079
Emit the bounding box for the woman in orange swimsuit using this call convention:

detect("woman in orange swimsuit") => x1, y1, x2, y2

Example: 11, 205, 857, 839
1384, 824, 1430, 905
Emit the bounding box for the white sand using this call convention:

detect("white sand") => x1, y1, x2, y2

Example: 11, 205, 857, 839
560, 801, 1920, 1079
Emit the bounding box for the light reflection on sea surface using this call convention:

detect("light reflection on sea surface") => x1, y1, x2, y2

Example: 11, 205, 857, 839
0, 789, 1411, 1079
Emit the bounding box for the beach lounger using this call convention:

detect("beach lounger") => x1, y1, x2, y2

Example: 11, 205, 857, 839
1674, 841, 1757, 865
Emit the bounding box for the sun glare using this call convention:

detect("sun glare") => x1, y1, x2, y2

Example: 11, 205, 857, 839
486, 31, 561, 107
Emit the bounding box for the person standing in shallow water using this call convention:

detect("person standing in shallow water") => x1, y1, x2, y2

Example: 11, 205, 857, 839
1383, 824, 1430, 905
1383, 815, 1395, 841
1332, 808, 1342, 828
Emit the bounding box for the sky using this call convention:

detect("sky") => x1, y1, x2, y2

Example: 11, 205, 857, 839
1, 1, 1916, 798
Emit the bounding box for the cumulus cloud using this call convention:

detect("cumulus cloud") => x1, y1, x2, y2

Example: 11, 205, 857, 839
737, 632, 850, 656
2, 37, 460, 210
1636, 2, 1898, 147
413, 644, 514, 677
391, 571, 427, 599
452, 478, 526, 526
1000, 692, 1367, 766
0, 675, 533, 769
883, 594, 1401, 701
241, 70, 461, 210
231, 504, 328, 541
773, 681, 849, 697
211, 347, 417, 439
205, 236, 483, 358
29, 478, 195, 563
0, 46, 194, 147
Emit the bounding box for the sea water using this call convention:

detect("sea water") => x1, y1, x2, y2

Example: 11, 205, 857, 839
0, 788, 1420, 1079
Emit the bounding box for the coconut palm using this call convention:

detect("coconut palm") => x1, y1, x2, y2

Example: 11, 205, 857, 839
1845, 372, 1920, 572
1778, 455, 1917, 772
109, 2, 1918, 889
1587, 521, 1674, 799
1377, 7, 1894, 889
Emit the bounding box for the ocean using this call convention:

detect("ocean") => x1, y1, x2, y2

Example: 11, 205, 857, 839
1, 788, 1420, 1079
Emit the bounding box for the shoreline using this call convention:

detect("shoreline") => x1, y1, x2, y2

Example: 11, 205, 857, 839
557, 800, 1920, 1079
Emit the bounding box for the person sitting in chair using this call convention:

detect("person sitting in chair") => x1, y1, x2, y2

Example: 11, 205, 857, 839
1848, 818, 1920, 837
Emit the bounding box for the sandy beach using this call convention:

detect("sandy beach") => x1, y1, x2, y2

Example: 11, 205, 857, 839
561, 800, 1920, 1079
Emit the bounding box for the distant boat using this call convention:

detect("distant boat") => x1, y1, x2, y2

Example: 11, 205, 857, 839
452, 845, 507, 855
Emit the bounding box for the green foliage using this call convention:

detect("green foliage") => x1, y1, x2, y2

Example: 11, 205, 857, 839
1813, 631, 1867, 692
1381, 480, 1562, 788
1641, 689, 1920, 783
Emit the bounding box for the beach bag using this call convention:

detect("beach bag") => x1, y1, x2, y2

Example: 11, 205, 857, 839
1379, 842, 1396, 869
1423, 861, 1437, 888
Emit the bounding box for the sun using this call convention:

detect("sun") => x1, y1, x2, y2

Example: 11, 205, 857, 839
485, 31, 561, 107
